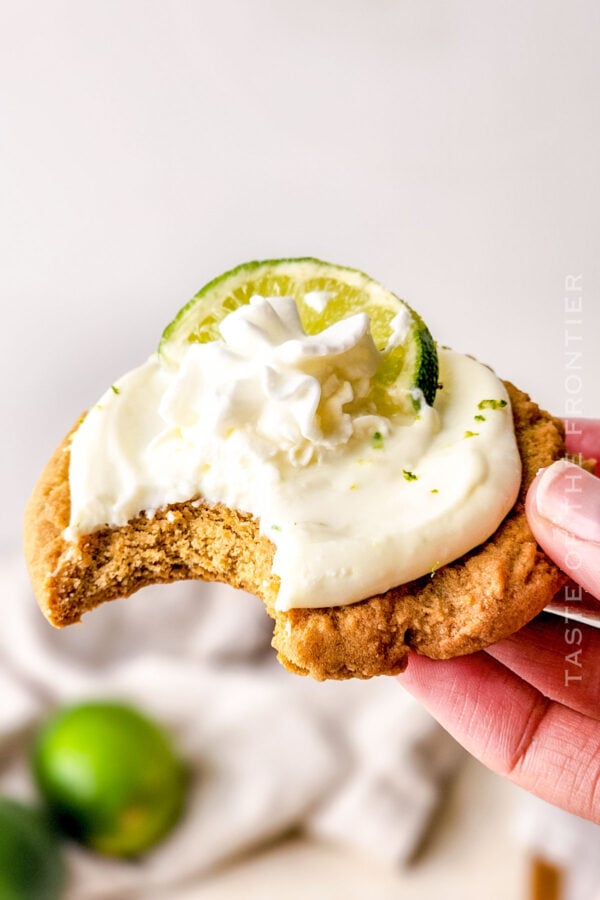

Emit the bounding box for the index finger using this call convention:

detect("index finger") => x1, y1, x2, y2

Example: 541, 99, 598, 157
399, 652, 600, 823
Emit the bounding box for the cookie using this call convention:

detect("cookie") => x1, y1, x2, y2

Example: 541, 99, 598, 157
24, 381, 568, 680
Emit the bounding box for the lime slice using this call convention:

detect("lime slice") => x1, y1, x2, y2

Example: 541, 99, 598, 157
160, 258, 438, 413
31, 701, 187, 858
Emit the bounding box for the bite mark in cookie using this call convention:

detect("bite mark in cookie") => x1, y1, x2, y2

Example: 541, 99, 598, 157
24, 382, 567, 680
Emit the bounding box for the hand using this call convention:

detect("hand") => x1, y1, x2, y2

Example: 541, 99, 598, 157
400, 419, 600, 823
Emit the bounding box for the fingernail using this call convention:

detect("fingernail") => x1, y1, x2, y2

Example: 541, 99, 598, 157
535, 460, 600, 542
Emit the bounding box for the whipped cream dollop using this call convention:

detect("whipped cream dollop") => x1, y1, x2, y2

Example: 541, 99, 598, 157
161, 296, 386, 467
68, 296, 522, 611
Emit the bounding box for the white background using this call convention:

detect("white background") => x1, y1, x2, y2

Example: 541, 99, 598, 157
2, 0, 599, 551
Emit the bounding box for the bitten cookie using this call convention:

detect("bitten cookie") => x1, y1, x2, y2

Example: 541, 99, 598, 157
24, 381, 568, 680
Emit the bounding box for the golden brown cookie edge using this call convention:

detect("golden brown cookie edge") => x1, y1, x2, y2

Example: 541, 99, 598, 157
23, 384, 568, 681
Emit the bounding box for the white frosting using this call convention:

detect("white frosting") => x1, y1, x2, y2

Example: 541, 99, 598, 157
67, 296, 522, 611
166, 295, 387, 466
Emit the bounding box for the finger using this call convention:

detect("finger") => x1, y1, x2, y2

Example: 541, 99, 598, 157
526, 461, 600, 601
563, 418, 600, 472
400, 653, 600, 823
486, 613, 600, 720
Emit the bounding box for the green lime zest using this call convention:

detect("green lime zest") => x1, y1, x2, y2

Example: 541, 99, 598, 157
402, 469, 418, 481
477, 398, 507, 410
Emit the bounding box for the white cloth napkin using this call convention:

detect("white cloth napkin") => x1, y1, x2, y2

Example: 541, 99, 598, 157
0, 556, 462, 898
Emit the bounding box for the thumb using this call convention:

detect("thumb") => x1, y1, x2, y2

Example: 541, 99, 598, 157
526, 460, 600, 602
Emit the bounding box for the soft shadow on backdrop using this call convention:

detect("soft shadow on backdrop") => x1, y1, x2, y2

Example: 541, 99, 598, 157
2, 0, 599, 545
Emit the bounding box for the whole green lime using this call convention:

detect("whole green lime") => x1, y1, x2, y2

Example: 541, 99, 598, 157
0, 796, 65, 900
31, 701, 187, 858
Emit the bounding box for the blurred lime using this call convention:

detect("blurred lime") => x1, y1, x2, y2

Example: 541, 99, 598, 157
0, 796, 65, 900
31, 701, 187, 858
160, 258, 438, 414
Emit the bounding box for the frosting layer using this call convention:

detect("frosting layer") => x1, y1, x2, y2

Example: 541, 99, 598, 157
67, 297, 521, 610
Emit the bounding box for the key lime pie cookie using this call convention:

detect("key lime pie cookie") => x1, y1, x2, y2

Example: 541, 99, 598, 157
24, 259, 567, 679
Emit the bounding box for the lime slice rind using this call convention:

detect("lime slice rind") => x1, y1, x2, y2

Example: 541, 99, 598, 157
160, 258, 375, 356
159, 258, 438, 413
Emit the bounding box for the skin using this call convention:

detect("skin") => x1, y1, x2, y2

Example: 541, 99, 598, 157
400, 419, 600, 823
